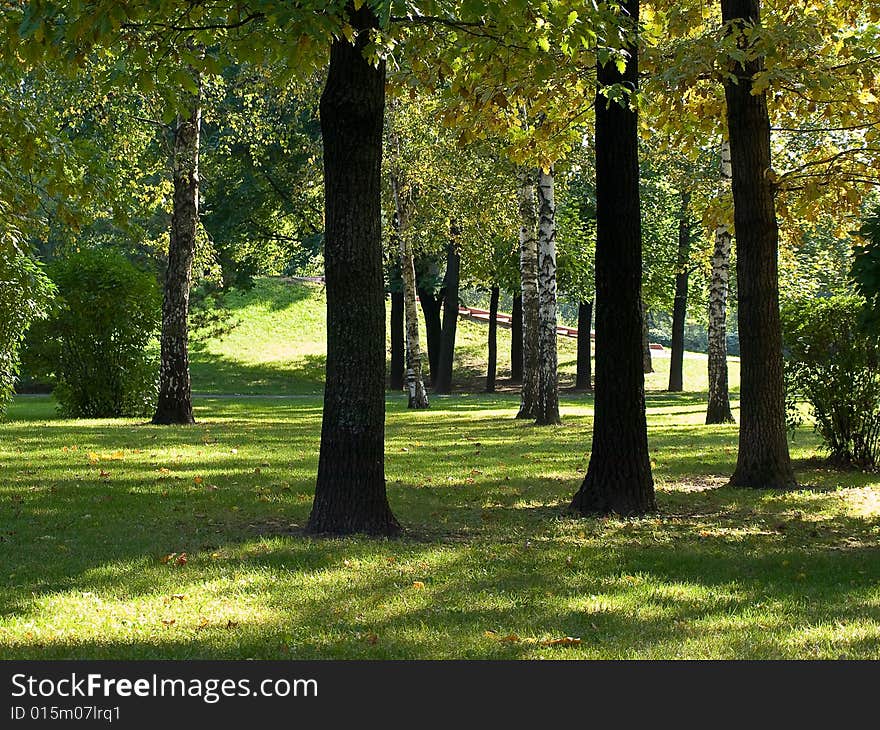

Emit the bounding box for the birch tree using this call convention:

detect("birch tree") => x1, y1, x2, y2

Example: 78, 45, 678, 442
706, 139, 735, 423
535, 165, 561, 425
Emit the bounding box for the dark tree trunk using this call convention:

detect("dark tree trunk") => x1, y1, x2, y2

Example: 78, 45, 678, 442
575, 300, 593, 391
418, 286, 442, 385
153, 86, 200, 426
641, 299, 653, 374
722, 0, 796, 489
389, 288, 404, 391
486, 285, 500, 393
510, 293, 523, 383
307, 3, 400, 536
570, 0, 656, 516
433, 232, 460, 394
667, 192, 691, 393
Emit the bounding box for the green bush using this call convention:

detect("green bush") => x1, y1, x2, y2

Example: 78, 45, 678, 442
0, 231, 54, 416
34, 248, 161, 418
781, 294, 880, 470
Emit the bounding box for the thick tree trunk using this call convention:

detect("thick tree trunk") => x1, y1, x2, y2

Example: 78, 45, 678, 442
575, 300, 593, 391
535, 166, 561, 425
389, 288, 404, 391
510, 293, 523, 383
641, 299, 653, 374
517, 169, 540, 419
153, 86, 200, 426
308, 4, 400, 535
667, 191, 691, 392
389, 135, 428, 409
722, 0, 796, 489
486, 285, 499, 393
571, 0, 655, 516
706, 139, 735, 424
418, 285, 442, 384
433, 230, 460, 394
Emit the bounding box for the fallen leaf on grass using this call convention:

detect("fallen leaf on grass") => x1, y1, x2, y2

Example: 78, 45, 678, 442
171, 593, 186, 601
194, 476, 203, 485
226, 620, 238, 629
99, 470, 111, 478
175, 553, 188, 566
161, 619, 176, 626
412, 581, 425, 589
541, 637, 582, 647
364, 632, 379, 645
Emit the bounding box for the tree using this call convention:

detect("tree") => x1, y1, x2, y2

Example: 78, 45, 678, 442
706, 139, 735, 423
433, 228, 461, 394
721, 0, 796, 489
667, 190, 693, 392
571, 0, 656, 516
516, 168, 540, 418
307, 3, 400, 535
153, 76, 201, 425
535, 165, 561, 424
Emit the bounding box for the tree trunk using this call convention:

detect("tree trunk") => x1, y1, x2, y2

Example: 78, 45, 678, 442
667, 191, 691, 393
722, 0, 796, 489
706, 139, 735, 424
389, 288, 404, 391
510, 293, 523, 383
433, 230, 460, 394
418, 285, 442, 385
389, 129, 428, 409
153, 84, 200, 426
535, 165, 561, 425
641, 299, 653, 374
570, 0, 656, 516
307, 3, 400, 535
575, 300, 593, 391
486, 285, 499, 393
517, 168, 540, 419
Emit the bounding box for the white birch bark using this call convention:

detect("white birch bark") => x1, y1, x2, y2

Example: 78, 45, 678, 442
516, 167, 539, 420
388, 126, 428, 409
535, 165, 560, 425
706, 138, 734, 423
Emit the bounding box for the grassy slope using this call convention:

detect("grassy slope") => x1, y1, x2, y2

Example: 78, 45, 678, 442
1, 393, 878, 660
190, 277, 741, 395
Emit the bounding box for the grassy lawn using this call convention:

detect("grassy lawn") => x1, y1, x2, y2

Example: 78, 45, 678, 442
2, 392, 879, 659
189, 277, 740, 395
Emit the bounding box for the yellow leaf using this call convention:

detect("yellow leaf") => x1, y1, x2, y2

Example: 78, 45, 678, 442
194, 476, 203, 485
412, 581, 425, 590
541, 636, 582, 647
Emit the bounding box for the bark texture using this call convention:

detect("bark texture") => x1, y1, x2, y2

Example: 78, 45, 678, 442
706, 139, 735, 424
486, 285, 500, 393
418, 283, 442, 384
510, 294, 523, 383
389, 288, 404, 391
517, 169, 539, 419
389, 129, 428, 409
433, 231, 460, 394
535, 166, 561, 425
308, 4, 400, 535
153, 86, 201, 426
575, 301, 593, 391
571, 0, 656, 516
667, 191, 691, 393
722, 0, 796, 488
641, 299, 653, 374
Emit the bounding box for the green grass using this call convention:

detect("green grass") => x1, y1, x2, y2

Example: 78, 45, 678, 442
2, 392, 879, 659
190, 277, 740, 395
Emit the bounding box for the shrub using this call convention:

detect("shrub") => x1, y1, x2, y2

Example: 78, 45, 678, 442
781, 294, 880, 470
37, 248, 161, 418
0, 230, 54, 416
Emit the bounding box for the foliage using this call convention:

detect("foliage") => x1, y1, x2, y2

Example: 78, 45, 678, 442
781, 293, 880, 469
0, 219, 54, 416
851, 204, 880, 333
33, 248, 161, 418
